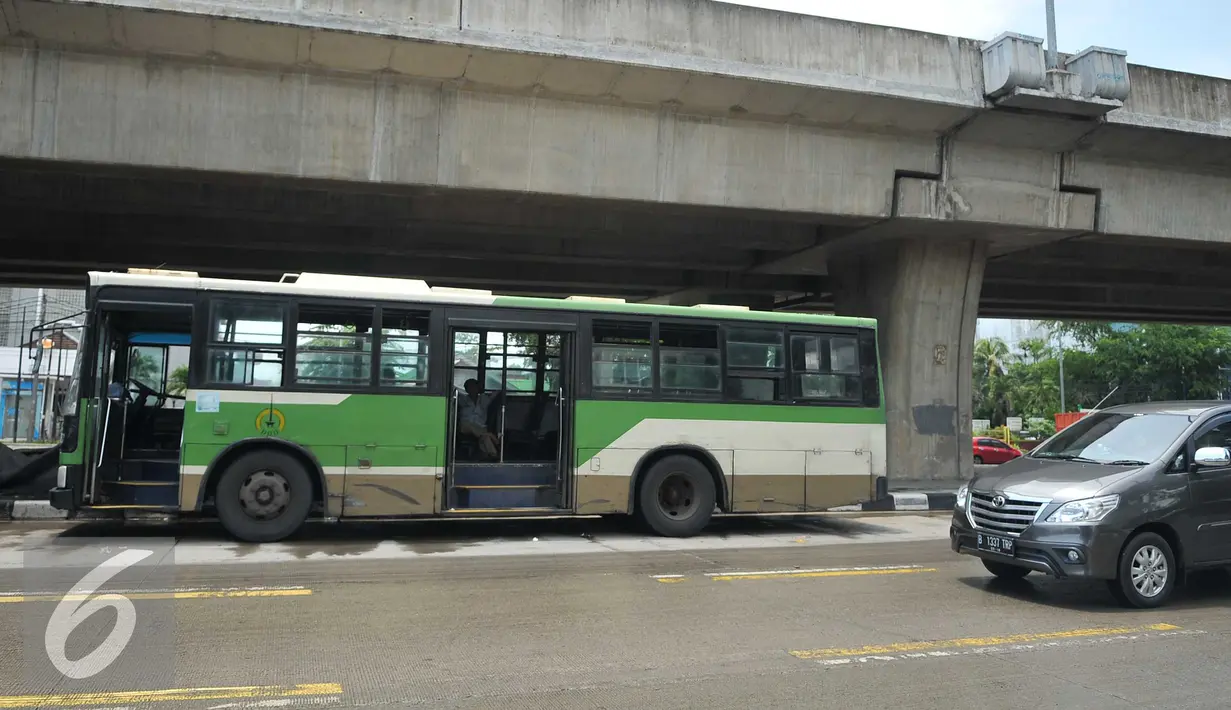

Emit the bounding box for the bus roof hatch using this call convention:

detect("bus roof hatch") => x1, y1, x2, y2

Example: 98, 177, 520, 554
691, 304, 751, 311
294, 272, 432, 295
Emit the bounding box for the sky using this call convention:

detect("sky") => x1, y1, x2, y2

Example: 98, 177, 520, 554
725, 0, 1231, 79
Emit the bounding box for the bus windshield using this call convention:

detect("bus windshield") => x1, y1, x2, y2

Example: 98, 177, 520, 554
60, 323, 86, 417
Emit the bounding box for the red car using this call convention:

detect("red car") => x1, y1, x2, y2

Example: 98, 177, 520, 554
972, 437, 1022, 465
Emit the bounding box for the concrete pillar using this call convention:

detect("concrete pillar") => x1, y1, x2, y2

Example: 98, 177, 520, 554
829, 238, 987, 484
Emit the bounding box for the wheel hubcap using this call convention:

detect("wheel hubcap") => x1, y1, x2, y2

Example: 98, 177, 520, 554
657, 473, 698, 520
1131, 544, 1168, 598
238, 470, 291, 521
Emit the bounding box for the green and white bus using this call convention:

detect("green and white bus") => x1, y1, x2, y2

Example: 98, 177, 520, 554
51, 269, 887, 542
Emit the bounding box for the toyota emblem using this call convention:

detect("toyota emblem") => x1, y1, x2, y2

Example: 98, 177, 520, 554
991, 495, 1007, 508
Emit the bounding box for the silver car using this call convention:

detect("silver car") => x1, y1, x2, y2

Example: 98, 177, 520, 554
951, 401, 1231, 608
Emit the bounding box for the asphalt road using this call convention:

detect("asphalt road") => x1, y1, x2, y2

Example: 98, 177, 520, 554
0, 514, 1228, 709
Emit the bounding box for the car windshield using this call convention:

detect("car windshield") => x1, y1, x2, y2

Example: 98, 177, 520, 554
1030, 412, 1192, 465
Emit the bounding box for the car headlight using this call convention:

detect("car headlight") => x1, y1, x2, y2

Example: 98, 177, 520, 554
955, 484, 969, 510
1044, 494, 1119, 524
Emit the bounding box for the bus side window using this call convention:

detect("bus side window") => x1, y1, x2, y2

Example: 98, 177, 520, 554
789, 333, 861, 404
379, 309, 431, 389
207, 301, 286, 388
658, 323, 721, 399
724, 327, 785, 402
591, 321, 653, 397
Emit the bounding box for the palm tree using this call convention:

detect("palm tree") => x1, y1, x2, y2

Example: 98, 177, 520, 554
168, 365, 189, 396
973, 337, 1011, 424
974, 337, 1010, 379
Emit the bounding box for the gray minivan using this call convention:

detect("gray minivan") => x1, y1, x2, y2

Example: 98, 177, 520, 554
951, 401, 1231, 608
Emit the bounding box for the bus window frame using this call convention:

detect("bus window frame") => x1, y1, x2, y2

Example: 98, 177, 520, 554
203, 296, 292, 391
195, 295, 448, 397
720, 321, 788, 405
783, 327, 867, 407
375, 305, 437, 394
91, 285, 882, 409
583, 315, 657, 401
656, 317, 724, 402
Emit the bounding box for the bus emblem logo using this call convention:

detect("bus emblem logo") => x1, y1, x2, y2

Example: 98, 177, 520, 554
256, 408, 286, 435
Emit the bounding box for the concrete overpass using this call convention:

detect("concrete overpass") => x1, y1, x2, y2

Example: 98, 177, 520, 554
1, 0, 1230, 484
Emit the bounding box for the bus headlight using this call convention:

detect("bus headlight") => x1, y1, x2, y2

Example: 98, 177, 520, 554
1044, 494, 1119, 524
955, 484, 969, 510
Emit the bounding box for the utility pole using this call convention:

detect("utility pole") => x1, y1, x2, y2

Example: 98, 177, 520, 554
1059, 347, 1066, 412
1045, 0, 1059, 69
12, 306, 23, 443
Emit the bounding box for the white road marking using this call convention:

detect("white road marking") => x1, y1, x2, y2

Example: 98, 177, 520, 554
208, 698, 341, 709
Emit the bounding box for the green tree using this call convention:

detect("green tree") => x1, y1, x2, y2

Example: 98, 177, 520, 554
972, 337, 1011, 424
127, 348, 161, 384
975, 322, 1231, 430
168, 365, 189, 396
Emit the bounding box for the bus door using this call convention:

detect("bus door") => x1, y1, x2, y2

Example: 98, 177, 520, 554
443, 309, 577, 512
84, 301, 193, 507
82, 310, 113, 504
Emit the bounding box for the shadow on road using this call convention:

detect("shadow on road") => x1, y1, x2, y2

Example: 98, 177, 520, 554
955, 567, 1231, 612
49, 513, 903, 548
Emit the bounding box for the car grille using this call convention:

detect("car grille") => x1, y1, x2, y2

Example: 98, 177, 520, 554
969, 491, 1044, 535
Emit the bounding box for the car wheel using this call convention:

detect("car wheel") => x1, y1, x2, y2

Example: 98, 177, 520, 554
1108, 532, 1177, 609
982, 559, 1030, 580
973, 455, 984, 465
635, 455, 716, 537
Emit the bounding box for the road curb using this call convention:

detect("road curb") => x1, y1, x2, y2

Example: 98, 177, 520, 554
0, 499, 68, 521
830, 491, 956, 513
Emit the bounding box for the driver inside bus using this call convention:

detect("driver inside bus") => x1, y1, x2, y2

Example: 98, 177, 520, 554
459, 378, 500, 460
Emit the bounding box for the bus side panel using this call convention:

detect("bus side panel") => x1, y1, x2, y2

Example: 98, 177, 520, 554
181, 390, 446, 517
574, 447, 638, 514
574, 400, 885, 514
732, 450, 805, 513
804, 447, 876, 511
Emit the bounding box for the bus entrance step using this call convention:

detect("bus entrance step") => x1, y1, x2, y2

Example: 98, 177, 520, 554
456, 485, 556, 509
102, 459, 181, 482
100, 480, 179, 506
452, 464, 556, 487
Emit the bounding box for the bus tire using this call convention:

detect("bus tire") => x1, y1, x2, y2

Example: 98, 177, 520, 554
214, 449, 313, 543
636, 455, 716, 537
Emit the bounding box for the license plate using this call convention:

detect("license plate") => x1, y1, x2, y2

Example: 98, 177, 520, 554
976, 532, 1015, 556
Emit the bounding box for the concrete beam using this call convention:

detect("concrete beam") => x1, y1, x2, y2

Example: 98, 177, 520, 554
4, 0, 984, 134
0, 162, 825, 252
0, 233, 813, 294
4, 0, 1228, 156
0, 44, 938, 216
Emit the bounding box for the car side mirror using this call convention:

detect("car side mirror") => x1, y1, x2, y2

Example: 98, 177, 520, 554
1194, 446, 1231, 468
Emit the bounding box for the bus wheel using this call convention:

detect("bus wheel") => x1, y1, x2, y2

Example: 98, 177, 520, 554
637, 455, 716, 537
215, 449, 314, 543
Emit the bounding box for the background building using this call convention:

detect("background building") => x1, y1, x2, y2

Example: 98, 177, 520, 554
0, 289, 84, 442
0, 288, 85, 347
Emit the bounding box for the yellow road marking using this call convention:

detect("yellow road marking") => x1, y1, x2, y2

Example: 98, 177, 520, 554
789, 623, 1182, 659
0, 682, 341, 708
0, 589, 312, 604
711, 567, 935, 582
652, 565, 934, 584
